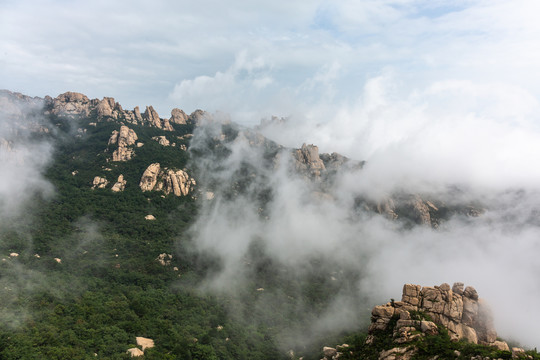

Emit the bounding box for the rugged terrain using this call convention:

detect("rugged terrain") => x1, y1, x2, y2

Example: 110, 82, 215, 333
0, 90, 537, 359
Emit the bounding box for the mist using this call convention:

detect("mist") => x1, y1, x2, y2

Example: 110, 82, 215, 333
186, 76, 540, 350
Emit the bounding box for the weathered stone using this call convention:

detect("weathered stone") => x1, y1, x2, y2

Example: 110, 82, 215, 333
96, 97, 115, 118
379, 347, 417, 360
491, 340, 509, 351
170, 108, 188, 124
293, 144, 326, 177
452, 282, 464, 295
140, 163, 161, 191
109, 126, 138, 161
126, 348, 144, 357
463, 286, 479, 300
403, 284, 421, 298
372, 305, 395, 318
410, 195, 431, 225
136, 337, 154, 351
462, 297, 478, 327
323, 346, 337, 358
377, 198, 398, 220
92, 176, 108, 189
420, 321, 438, 335
369, 283, 499, 346
152, 136, 170, 146
457, 324, 478, 344
111, 175, 126, 192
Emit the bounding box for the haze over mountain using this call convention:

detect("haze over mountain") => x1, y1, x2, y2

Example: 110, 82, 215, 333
2, 0, 540, 358
0, 89, 540, 359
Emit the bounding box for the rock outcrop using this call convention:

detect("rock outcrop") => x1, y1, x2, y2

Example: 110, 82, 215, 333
139, 163, 196, 197
92, 176, 108, 189
111, 175, 126, 192
142, 106, 173, 131
96, 97, 123, 119
109, 126, 138, 161
293, 144, 326, 177
152, 136, 170, 146
140, 163, 162, 192
368, 283, 503, 348
48, 92, 93, 118
40, 91, 195, 131
136, 337, 154, 351
170, 108, 188, 124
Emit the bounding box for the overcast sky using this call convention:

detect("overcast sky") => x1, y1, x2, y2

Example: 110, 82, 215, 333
2, 0, 540, 123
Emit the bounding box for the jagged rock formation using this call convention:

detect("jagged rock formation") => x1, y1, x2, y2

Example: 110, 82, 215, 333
358, 194, 485, 228
139, 163, 196, 197
144, 105, 174, 131
92, 176, 108, 189
108, 126, 138, 161
38, 91, 202, 130
140, 163, 161, 192
293, 143, 326, 177
152, 136, 170, 146
188, 109, 210, 125
96, 97, 124, 118
369, 283, 505, 348
48, 92, 92, 118
111, 175, 126, 192
155, 253, 172, 266
170, 108, 188, 124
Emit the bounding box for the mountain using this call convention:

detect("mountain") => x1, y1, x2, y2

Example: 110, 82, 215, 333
0, 90, 537, 359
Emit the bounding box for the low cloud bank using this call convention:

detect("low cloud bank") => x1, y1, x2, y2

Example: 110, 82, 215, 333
186, 77, 540, 348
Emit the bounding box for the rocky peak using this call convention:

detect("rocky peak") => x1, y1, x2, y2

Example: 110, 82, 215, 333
369, 282, 505, 349
170, 108, 188, 124
49, 92, 93, 117
188, 109, 210, 125
293, 143, 326, 177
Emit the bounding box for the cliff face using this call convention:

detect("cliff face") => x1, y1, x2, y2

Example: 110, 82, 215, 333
43, 91, 201, 130
108, 126, 138, 161
370, 283, 500, 345
139, 163, 196, 197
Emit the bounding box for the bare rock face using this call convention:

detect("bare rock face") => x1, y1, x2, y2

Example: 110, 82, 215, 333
111, 175, 126, 192
377, 198, 398, 220
409, 195, 431, 225
170, 108, 188, 124
126, 348, 144, 357
368, 283, 504, 349
50, 92, 93, 117
188, 109, 210, 125
133, 106, 143, 122
136, 337, 155, 351
95, 97, 123, 119
293, 144, 326, 177
164, 169, 196, 196
142, 106, 173, 131
92, 176, 108, 189
140, 163, 161, 192
109, 126, 138, 161
143, 106, 161, 128
152, 136, 170, 146
139, 163, 196, 197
